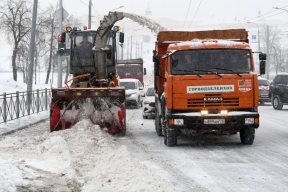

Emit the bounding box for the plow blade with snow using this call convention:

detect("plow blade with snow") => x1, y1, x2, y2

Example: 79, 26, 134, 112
50, 87, 126, 135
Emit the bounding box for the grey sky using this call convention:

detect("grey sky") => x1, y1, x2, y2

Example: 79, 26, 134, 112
38, 0, 288, 27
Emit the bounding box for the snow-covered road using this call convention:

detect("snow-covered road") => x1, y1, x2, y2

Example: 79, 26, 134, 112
2, 104, 287, 192
118, 104, 288, 192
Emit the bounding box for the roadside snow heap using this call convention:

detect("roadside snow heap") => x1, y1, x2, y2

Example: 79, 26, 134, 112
0, 119, 174, 192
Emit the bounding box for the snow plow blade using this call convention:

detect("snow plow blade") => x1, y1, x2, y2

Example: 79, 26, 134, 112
50, 87, 126, 135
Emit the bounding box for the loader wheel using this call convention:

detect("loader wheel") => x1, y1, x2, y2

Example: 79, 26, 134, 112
50, 106, 61, 132
240, 127, 255, 145
272, 95, 283, 110
165, 127, 177, 147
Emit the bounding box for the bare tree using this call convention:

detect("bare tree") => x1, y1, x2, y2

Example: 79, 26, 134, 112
0, 0, 32, 81
17, 41, 30, 83
35, 4, 57, 84
259, 25, 287, 78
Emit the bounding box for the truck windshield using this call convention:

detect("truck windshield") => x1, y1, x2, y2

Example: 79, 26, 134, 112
170, 49, 252, 75
117, 66, 142, 75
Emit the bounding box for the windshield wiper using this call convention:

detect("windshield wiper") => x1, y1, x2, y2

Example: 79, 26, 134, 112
212, 68, 242, 77
191, 69, 223, 78
174, 69, 224, 78
173, 69, 202, 78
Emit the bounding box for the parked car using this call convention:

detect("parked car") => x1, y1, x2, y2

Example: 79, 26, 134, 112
268, 73, 288, 110
258, 77, 271, 104
119, 78, 144, 108
142, 86, 155, 119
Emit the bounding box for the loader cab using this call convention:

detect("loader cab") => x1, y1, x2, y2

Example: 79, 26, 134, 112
70, 30, 97, 74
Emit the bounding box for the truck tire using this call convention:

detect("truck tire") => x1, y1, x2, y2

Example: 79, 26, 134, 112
155, 115, 163, 136
154, 102, 163, 136
272, 95, 283, 110
240, 127, 255, 145
165, 127, 177, 147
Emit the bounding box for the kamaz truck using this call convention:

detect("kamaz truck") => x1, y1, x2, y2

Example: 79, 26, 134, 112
153, 29, 266, 146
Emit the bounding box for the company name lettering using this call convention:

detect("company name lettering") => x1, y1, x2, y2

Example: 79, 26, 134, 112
187, 85, 234, 93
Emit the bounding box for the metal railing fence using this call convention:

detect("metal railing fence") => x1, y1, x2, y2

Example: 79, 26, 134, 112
0, 89, 51, 123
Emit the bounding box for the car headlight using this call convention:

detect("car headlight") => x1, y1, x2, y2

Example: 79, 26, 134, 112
126, 92, 137, 97
131, 92, 137, 97
144, 101, 150, 106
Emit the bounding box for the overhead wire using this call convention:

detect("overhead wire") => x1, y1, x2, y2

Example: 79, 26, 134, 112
182, 0, 193, 30
78, 0, 88, 6
91, 2, 101, 20
225, 5, 288, 28
188, 0, 202, 29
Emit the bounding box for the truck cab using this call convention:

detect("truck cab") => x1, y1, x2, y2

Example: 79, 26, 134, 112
117, 58, 145, 86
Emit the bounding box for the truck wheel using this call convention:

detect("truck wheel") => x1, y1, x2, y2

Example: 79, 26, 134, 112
155, 115, 163, 136
165, 128, 177, 147
272, 95, 283, 110
240, 127, 255, 145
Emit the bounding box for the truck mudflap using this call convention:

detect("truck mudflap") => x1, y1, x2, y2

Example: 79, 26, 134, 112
50, 87, 126, 135
166, 111, 259, 134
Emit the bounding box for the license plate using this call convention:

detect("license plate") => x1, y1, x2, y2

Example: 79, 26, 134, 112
204, 119, 225, 124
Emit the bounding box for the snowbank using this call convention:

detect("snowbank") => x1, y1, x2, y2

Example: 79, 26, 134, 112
0, 119, 174, 192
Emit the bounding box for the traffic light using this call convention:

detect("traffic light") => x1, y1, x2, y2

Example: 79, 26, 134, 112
58, 32, 66, 56
260, 61, 266, 75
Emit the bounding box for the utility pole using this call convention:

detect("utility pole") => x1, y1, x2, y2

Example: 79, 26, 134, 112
27, 0, 38, 115
57, 0, 63, 88
130, 35, 133, 59
88, 0, 91, 29
266, 25, 270, 78
127, 39, 129, 59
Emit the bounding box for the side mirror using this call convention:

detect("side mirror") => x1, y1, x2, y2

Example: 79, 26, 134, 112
119, 32, 124, 43
154, 61, 159, 76
260, 60, 266, 75
153, 55, 160, 76
153, 55, 160, 63
259, 53, 267, 61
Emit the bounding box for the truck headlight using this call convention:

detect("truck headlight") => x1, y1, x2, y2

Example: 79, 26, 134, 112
174, 119, 184, 125
201, 110, 208, 115
245, 118, 254, 124
169, 119, 184, 125
220, 110, 228, 115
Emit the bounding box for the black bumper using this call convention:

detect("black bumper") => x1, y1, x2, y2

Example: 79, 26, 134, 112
166, 111, 259, 132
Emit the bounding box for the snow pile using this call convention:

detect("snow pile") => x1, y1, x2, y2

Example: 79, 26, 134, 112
0, 74, 51, 95
0, 78, 28, 94
0, 119, 174, 192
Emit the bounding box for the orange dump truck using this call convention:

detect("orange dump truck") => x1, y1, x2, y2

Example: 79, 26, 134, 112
153, 29, 266, 146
